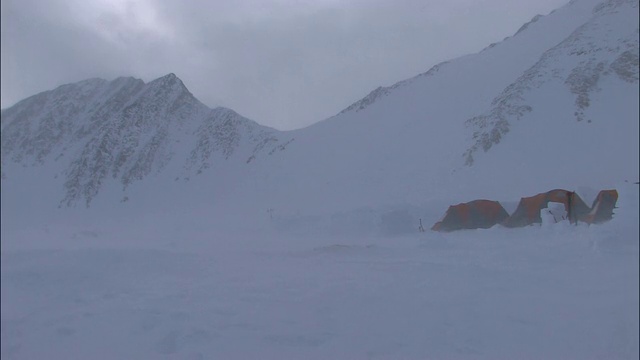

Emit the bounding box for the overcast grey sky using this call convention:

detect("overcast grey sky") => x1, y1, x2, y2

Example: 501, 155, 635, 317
1, 0, 568, 130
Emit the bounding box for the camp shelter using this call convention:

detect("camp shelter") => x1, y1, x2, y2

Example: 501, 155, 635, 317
502, 189, 591, 228
582, 189, 618, 224
431, 199, 509, 232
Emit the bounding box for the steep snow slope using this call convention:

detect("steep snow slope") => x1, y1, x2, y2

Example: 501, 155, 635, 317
244, 0, 638, 217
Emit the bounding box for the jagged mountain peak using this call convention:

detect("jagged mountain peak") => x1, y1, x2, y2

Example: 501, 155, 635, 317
1, 73, 292, 207
147, 73, 187, 90
137, 73, 199, 113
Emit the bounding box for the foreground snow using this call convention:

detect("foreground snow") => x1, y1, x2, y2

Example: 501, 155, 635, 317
2, 187, 638, 359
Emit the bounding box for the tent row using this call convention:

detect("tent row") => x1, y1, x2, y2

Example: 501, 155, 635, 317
431, 189, 618, 232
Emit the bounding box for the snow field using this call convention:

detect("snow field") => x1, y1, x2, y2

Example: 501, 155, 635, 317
2, 185, 637, 359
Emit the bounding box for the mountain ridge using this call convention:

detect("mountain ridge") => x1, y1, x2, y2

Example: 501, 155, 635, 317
1, 0, 637, 215
1, 74, 292, 207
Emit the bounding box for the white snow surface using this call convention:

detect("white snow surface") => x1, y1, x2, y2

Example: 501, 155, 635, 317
1, 0, 639, 358
1, 183, 638, 359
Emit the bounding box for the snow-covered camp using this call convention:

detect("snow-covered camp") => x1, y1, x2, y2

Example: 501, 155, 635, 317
1, 0, 638, 358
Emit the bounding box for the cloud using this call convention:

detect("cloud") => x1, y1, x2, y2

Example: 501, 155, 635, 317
1, 0, 177, 103
1, 0, 568, 129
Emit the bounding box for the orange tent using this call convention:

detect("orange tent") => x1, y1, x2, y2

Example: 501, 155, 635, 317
431, 199, 509, 232
582, 189, 618, 224
431, 188, 618, 232
502, 189, 591, 228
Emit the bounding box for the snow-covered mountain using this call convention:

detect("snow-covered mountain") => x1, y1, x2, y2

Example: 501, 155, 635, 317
1, 2, 638, 357
1, 74, 291, 207
244, 0, 638, 213
1, 0, 638, 230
